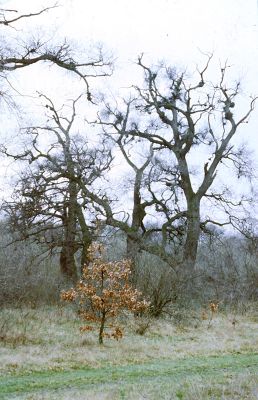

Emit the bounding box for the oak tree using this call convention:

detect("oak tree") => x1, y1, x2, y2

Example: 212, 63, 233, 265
2, 95, 112, 281
86, 56, 256, 287
62, 242, 149, 344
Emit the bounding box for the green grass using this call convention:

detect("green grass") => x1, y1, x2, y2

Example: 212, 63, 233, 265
0, 306, 258, 399
0, 353, 258, 398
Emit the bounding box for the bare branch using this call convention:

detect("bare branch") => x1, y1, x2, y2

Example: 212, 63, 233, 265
0, 4, 59, 26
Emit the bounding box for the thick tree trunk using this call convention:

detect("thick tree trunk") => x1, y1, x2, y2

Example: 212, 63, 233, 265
126, 170, 146, 284
60, 181, 78, 282
182, 196, 200, 289
126, 236, 140, 284
60, 241, 77, 282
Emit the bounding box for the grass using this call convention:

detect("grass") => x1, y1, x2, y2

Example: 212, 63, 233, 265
0, 305, 258, 399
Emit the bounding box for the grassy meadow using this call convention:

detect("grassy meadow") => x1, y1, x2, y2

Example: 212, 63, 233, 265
0, 305, 258, 399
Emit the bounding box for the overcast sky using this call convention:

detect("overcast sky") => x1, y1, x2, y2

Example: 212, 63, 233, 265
3, 0, 257, 76
0, 0, 255, 230
1, 0, 258, 195
61, 0, 257, 65
2, 0, 256, 114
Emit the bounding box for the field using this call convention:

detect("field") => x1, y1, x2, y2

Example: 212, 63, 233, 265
0, 305, 258, 399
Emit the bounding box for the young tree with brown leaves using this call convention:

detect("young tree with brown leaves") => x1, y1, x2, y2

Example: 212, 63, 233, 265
61, 242, 149, 344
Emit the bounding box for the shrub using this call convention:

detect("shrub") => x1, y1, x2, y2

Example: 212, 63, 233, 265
61, 242, 149, 344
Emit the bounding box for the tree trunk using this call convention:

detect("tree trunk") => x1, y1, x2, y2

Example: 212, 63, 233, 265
76, 204, 92, 274
126, 170, 146, 284
99, 310, 106, 345
99, 270, 105, 345
182, 196, 200, 289
60, 181, 78, 282
126, 236, 140, 284
60, 241, 78, 282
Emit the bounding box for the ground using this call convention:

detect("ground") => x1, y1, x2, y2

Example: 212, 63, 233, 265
0, 305, 257, 399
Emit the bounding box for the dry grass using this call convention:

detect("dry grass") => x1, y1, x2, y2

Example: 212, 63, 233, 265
0, 304, 257, 374
0, 304, 258, 399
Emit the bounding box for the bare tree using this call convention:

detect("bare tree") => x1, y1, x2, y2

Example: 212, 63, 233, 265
2, 95, 112, 281
0, 4, 112, 102
96, 99, 158, 279
90, 56, 256, 287
0, 4, 58, 26
0, 4, 113, 281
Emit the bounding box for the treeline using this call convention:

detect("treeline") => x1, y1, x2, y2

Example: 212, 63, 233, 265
0, 4, 257, 306
0, 222, 258, 312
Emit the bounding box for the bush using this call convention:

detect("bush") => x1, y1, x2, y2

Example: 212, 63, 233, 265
0, 222, 63, 306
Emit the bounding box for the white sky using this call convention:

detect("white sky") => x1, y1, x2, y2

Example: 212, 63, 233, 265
61, 0, 257, 64
63, 0, 258, 96
2, 0, 256, 116
3, 0, 257, 74
1, 0, 258, 210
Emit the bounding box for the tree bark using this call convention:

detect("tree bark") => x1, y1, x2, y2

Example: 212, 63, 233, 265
60, 181, 78, 282
181, 196, 200, 289
76, 204, 92, 274
126, 170, 146, 283
126, 236, 140, 283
